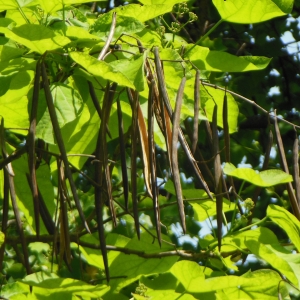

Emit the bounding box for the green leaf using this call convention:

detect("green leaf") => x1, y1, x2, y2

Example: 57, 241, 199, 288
48, 75, 100, 169
146, 290, 196, 299
79, 233, 178, 293
213, 0, 293, 24
9, 151, 55, 234
0, 70, 34, 129
191, 199, 235, 222
36, 83, 84, 144
245, 240, 298, 286
186, 45, 272, 72
267, 204, 300, 252
0, 57, 36, 75
70, 52, 135, 89
1, 281, 30, 299
203, 86, 239, 133
91, 14, 145, 40
109, 53, 145, 91
0, 24, 70, 54
109, 234, 178, 290
0, 45, 25, 62
170, 261, 205, 291
187, 269, 287, 299
140, 273, 178, 292
21, 273, 110, 298
163, 181, 235, 221
139, 0, 185, 5
222, 227, 279, 252
264, 245, 300, 289
223, 163, 293, 187
0, 0, 37, 12
38, 0, 97, 14
50, 22, 100, 44
0, 231, 4, 247
112, 4, 176, 22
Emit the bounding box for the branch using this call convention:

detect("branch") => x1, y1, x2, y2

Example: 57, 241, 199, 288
5, 234, 219, 260
201, 81, 300, 129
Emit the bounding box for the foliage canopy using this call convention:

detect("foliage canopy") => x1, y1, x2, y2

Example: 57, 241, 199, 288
0, 0, 300, 299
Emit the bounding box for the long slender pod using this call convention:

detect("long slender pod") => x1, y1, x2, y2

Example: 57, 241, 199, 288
172, 77, 187, 233
94, 132, 110, 282
27, 60, 41, 238
222, 93, 230, 163
129, 88, 140, 238
117, 97, 129, 210
0, 152, 9, 269
88, 80, 112, 139
58, 161, 72, 268
26, 174, 55, 235
8, 172, 32, 274
183, 119, 215, 186
252, 129, 273, 205
127, 86, 152, 198
137, 102, 152, 198
153, 47, 213, 200
0, 119, 31, 273
101, 82, 118, 227
222, 93, 236, 201
148, 79, 161, 245
212, 105, 223, 251
94, 82, 115, 282
293, 128, 300, 206
41, 62, 90, 233
192, 70, 200, 154
274, 111, 300, 219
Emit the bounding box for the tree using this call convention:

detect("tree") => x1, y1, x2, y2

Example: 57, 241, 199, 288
0, 0, 300, 299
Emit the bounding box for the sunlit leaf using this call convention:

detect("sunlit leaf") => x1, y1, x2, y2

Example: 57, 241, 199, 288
0, 45, 25, 62
186, 45, 272, 72
222, 227, 279, 253
245, 240, 298, 286
0, 0, 38, 12
112, 4, 176, 22
0, 231, 4, 247
223, 163, 293, 187
213, 0, 293, 23
267, 204, 300, 252
70, 52, 135, 89
186, 269, 287, 299
170, 261, 205, 291
38, 0, 98, 13
0, 70, 34, 129
109, 53, 145, 91
203, 86, 239, 133
139, 0, 184, 5
0, 24, 70, 54
21, 272, 110, 298
91, 14, 145, 39
191, 199, 235, 222
36, 83, 84, 144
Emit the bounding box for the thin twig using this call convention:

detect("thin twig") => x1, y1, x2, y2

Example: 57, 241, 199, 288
201, 81, 300, 129
98, 12, 117, 60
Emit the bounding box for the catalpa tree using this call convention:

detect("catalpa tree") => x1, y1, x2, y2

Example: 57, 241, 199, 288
0, 0, 299, 299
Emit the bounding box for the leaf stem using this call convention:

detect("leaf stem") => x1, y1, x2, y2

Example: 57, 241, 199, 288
184, 19, 223, 57
238, 217, 267, 232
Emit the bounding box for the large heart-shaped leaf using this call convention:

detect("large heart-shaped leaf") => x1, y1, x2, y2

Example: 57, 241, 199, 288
0, 23, 70, 54
213, 0, 293, 24
223, 163, 293, 187
70, 52, 136, 89
186, 45, 272, 72
245, 240, 298, 286
267, 204, 300, 252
